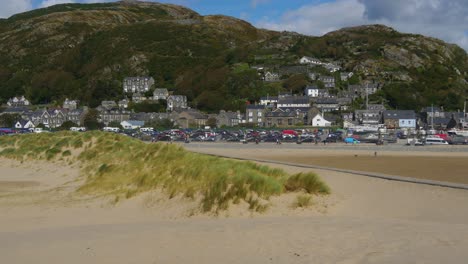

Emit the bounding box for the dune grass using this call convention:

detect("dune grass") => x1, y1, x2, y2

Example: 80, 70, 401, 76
0, 132, 330, 213
293, 194, 312, 208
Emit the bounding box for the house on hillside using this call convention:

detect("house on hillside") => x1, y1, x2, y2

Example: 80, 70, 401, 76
171, 109, 208, 129
264, 72, 279, 82
99, 109, 131, 125
318, 76, 335, 88
7, 96, 30, 107
299, 56, 322, 65
153, 88, 169, 100
167, 95, 187, 111
312, 97, 339, 112
304, 85, 319, 97
14, 120, 35, 130
63, 98, 78, 110
311, 112, 332, 127
64, 108, 86, 126
25, 109, 67, 128
131, 112, 170, 123
216, 110, 241, 127
277, 96, 310, 109
383, 110, 416, 129
340, 72, 354, 81
337, 97, 352, 110
101, 101, 118, 110
259, 96, 278, 108
265, 108, 302, 127
118, 98, 129, 109
324, 63, 341, 73
132, 92, 147, 103
123, 77, 154, 93
246, 105, 266, 126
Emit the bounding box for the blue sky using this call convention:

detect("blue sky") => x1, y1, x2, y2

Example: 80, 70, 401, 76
2, 0, 467, 51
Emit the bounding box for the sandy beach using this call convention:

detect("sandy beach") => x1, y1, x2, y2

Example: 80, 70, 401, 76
1, 143, 468, 264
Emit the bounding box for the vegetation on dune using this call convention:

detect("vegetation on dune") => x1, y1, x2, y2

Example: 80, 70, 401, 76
293, 194, 312, 208
0, 132, 330, 213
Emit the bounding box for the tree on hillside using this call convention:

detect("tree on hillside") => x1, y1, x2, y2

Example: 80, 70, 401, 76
108, 121, 123, 129
283, 74, 310, 94
83, 109, 103, 130
58, 121, 78, 131
0, 113, 21, 127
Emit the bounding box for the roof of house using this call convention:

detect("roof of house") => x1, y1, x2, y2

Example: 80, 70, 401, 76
265, 111, 297, 117
279, 107, 311, 113
1, 107, 29, 114
367, 104, 386, 111
314, 98, 338, 104
383, 110, 416, 119
304, 85, 319, 90
153, 88, 169, 94
423, 106, 442, 113
278, 96, 310, 105
260, 96, 278, 100
246, 105, 266, 110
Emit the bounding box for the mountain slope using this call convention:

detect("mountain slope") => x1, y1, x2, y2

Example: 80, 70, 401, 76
0, 2, 467, 111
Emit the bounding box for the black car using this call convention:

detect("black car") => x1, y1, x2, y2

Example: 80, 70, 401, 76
322, 137, 338, 143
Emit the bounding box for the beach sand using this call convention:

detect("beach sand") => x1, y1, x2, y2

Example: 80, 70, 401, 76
1, 144, 468, 264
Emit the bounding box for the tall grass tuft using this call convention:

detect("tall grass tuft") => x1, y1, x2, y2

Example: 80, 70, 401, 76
0, 132, 330, 213
293, 194, 312, 208
284, 173, 330, 194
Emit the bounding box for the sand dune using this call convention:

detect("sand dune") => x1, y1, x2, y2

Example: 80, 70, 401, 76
1, 143, 468, 264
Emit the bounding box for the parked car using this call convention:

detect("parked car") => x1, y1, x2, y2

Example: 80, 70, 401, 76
322, 137, 338, 143
449, 135, 468, 145
344, 137, 360, 144
406, 138, 425, 146
424, 137, 449, 145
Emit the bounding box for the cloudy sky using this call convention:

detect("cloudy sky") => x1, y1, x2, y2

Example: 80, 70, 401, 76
1, 0, 467, 51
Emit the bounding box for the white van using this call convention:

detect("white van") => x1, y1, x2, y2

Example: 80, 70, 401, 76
140, 127, 154, 132
70, 127, 86, 132
103, 127, 120, 133
424, 137, 449, 145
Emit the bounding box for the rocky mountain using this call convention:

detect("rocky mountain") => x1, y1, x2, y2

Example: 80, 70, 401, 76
0, 1, 467, 111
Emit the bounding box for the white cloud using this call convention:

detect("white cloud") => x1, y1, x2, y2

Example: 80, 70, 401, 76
40, 0, 76, 8
0, 0, 32, 18
256, 0, 468, 51
257, 0, 366, 35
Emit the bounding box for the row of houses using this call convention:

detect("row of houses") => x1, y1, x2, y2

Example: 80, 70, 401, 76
341, 105, 467, 130
2, 107, 87, 129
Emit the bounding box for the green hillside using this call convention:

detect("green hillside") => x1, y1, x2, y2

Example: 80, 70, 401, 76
0, 1, 467, 111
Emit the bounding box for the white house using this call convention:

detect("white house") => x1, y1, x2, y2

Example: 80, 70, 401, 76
304, 86, 319, 97
121, 120, 145, 130
299, 56, 322, 65
259, 96, 278, 107
264, 71, 279, 82
340, 72, 354, 81
14, 120, 35, 129
311, 112, 331, 127
63, 98, 78, 110
7, 96, 30, 107
324, 63, 341, 73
